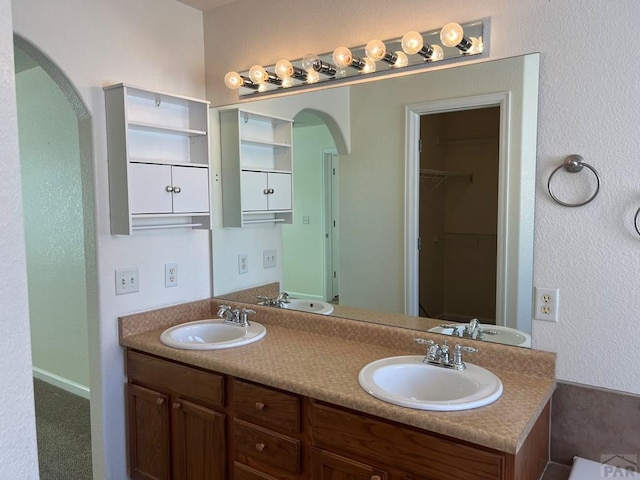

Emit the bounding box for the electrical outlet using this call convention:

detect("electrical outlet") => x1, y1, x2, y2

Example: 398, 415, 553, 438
238, 253, 248, 274
534, 287, 559, 322
263, 249, 277, 269
165, 263, 177, 288
115, 268, 139, 295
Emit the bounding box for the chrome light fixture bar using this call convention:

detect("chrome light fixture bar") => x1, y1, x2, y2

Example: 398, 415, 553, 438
225, 20, 485, 97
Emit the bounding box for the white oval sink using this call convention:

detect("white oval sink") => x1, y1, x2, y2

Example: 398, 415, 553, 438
281, 298, 334, 315
428, 324, 531, 347
160, 319, 266, 350
358, 355, 503, 411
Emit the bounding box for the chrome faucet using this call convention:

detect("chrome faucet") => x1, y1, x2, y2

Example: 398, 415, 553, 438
256, 292, 290, 308
217, 305, 255, 327
415, 338, 477, 370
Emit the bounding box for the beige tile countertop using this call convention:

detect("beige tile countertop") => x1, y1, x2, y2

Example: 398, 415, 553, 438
119, 298, 556, 456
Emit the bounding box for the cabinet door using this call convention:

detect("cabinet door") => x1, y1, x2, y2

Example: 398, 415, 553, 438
266, 172, 292, 211
171, 166, 210, 213
171, 398, 225, 480
312, 448, 388, 480
127, 384, 171, 480
241, 171, 269, 211
129, 163, 173, 214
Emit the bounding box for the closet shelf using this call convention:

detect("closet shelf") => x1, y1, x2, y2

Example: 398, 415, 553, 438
420, 169, 473, 184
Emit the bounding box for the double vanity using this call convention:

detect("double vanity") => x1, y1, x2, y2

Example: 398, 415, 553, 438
119, 298, 555, 480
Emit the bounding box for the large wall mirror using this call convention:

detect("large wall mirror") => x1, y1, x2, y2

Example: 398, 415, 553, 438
211, 53, 539, 348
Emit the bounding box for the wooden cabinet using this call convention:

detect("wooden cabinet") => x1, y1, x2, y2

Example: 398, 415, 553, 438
230, 379, 304, 480
312, 449, 388, 480
126, 351, 225, 480
125, 350, 549, 480
219, 108, 294, 227
104, 84, 211, 234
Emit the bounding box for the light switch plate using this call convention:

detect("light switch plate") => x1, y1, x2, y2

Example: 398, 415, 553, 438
116, 268, 139, 295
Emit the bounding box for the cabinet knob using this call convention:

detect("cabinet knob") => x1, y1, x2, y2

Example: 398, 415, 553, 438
268, 188, 275, 194
263, 188, 270, 195
172, 402, 181, 409
156, 398, 165, 406
255, 402, 265, 411
255, 443, 265, 452
173, 186, 181, 194
166, 185, 174, 192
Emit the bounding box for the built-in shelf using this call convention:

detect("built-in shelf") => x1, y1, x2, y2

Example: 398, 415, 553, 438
104, 83, 211, 235
220, 108, 294, 228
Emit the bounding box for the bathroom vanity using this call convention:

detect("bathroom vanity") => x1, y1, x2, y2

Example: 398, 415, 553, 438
120, 299, 555, 480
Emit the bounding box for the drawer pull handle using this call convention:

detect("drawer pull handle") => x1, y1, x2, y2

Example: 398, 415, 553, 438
255, 443, 265, 452
172, 402, 181, 409
255, 402, 265, 411
156, 398, 165, 406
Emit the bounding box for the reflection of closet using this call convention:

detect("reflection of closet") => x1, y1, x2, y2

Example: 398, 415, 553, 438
419, 107, 500, 322
220, 109, 294, 227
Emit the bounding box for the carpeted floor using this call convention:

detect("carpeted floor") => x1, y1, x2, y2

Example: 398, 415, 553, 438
33, 379, 93, 480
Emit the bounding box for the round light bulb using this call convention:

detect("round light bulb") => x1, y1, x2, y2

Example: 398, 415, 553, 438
440, 22, 464, 47
275, 59, 294, 79
365, 39, 386, 61
301, 53, 320, 71
431, 44, 444, 61
393, 51, 408, 68
332, 46, 353, 68
224, 71, 243, 90
401, 31, 424, 55
249, 65, 268, 84
362, 57, 376, 74
305, 69, 320, 84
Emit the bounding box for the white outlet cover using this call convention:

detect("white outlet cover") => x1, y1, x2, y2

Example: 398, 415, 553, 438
165, 263, 177, 288
238, 253, 248, 274
534, 287, 559, 322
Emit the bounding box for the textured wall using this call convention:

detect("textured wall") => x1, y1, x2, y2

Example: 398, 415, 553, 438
16, 65, 90, 393
12, 0, 208, 478
204, 0, 640, 394
0, 0, 39, 477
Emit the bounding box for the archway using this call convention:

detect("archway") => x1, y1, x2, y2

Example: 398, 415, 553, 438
13, 34, 98, 478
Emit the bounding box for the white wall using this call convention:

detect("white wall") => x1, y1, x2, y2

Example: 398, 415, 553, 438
0, 0, 40, 477
12, 0, 209, 478
204, 0, 640, 395
16, 65, 90, 395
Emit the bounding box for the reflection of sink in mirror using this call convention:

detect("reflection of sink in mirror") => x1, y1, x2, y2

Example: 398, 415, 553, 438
358, 355, 503, 411
160, 319, 266, 350
281, 299, 334, 316
428, 324, 531, 348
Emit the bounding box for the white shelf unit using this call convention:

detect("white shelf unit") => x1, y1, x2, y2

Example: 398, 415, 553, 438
219, 108, 294, 227
104, 83, 211, 234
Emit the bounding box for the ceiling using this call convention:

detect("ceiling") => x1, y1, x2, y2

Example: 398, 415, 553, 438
176, 0, 237, 11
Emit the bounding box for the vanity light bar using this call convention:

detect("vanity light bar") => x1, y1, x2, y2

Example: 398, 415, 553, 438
224, 20, 485, 97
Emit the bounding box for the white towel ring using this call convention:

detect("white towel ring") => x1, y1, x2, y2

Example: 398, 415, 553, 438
547, 155, 600, 207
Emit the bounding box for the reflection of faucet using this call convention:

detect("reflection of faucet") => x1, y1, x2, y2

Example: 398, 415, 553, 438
464, 318, 480, 338
415, 338, 477, 370
217, 305, 255, 327
256, 292, 290, 308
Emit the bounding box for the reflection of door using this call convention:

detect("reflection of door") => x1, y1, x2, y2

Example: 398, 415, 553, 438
324, 150, 339, 301
418, 107, 500, 323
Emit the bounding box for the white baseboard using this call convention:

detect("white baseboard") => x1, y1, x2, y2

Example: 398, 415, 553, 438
33, 367, 90, 399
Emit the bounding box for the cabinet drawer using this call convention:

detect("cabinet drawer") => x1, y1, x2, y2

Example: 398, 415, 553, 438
310, 402, 503, 480
233, 418, 301, 474
126, 350, 224, 410
233, 379, 301, 433
234, 462, 281, 480
313, 448, 389, 480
